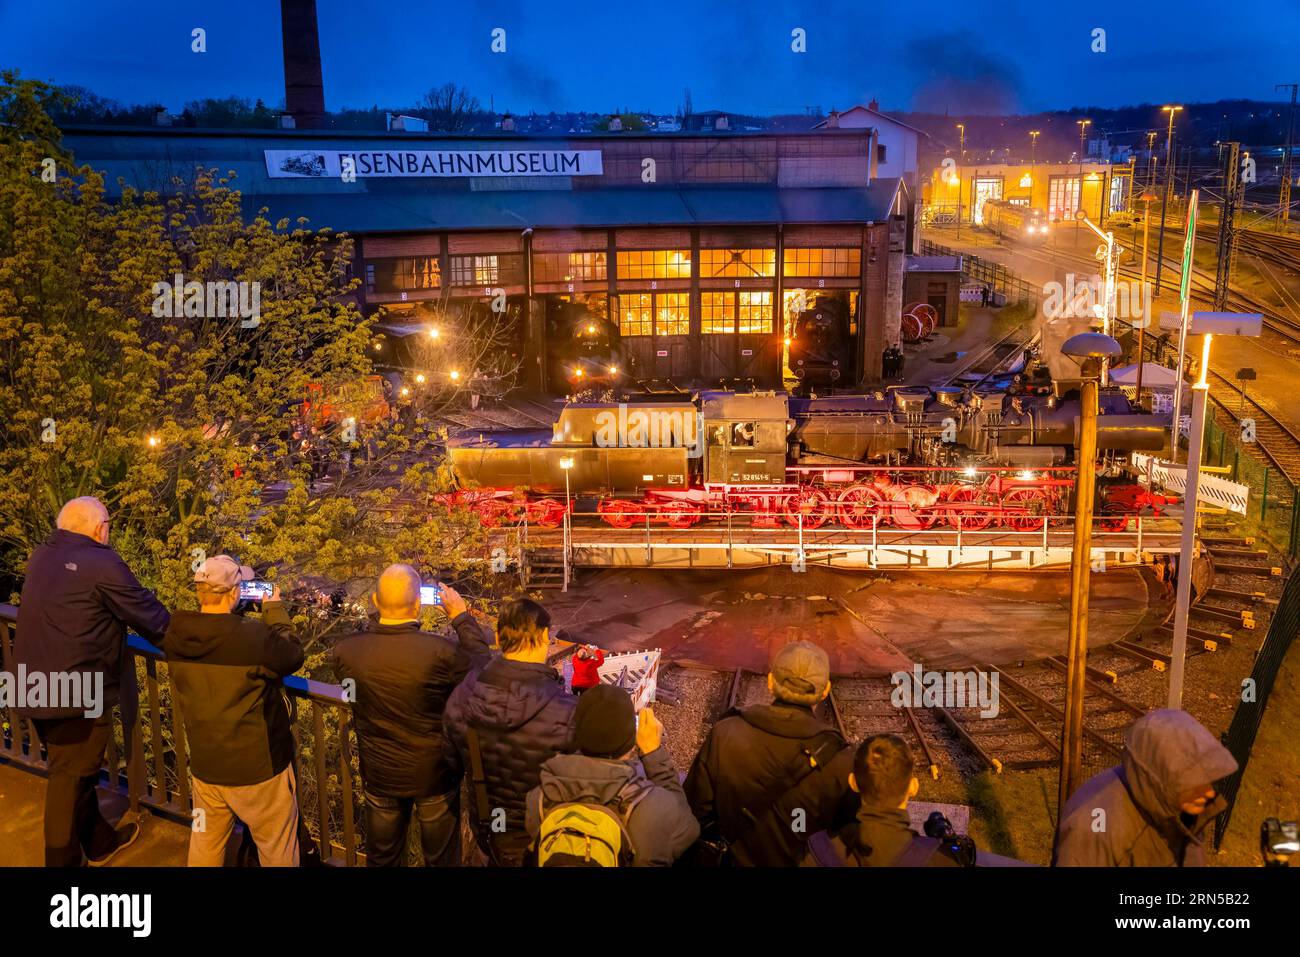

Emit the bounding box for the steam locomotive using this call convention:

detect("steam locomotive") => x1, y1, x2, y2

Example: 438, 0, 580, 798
788, 295, 852, 390
547, 300, 626, 392
442, 385, 1172, 532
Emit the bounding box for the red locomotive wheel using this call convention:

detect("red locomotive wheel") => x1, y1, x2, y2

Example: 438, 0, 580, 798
785, 487, 830, 529
661, 502, 703, 528
901, 312, 924, 343
475, 500, 507, 528
918, 311, 937, 338
837, 483, 885, 529
945, 485, 993, 530
912, 303, 939, 326
530, 498, 566, 528
1097, 515, 1129, 532
1001, 487, 1047, 532
598, 498, 642, 529
889, 484, 939, 530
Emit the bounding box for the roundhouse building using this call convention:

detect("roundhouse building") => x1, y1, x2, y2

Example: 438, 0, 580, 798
63, 126, 908, 392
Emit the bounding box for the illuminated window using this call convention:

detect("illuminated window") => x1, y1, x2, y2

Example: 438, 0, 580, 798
700, 248, 776, 278
533, 251, 607, 283
619, 293, 653, 336
616, 249, 692, 280
655, 292, 689, 335
738, 291, 773, 333
450, 255, 499, 285
701, 292, 734, 334
367, 257, 440, 293
1109, 174, 1129, 213
1047, 177, 1081, 222
782, 247, 861, 277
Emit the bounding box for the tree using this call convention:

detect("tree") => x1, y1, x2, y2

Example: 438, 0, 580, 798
0, 73, 497, 621
418, 83, 481, 132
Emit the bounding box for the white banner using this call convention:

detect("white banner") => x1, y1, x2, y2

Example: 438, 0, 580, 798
597, 649, 661, 712
1133, 453, 1250, 515
264, 148, 603, 179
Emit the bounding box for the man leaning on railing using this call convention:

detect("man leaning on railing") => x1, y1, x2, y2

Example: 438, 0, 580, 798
13, 496, 171, 867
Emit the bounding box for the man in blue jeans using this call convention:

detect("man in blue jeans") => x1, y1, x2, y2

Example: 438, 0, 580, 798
333, 566, 491, 865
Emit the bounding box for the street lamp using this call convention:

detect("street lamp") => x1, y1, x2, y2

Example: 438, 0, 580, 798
558, 456, 575, 592
1029, 130, 1040, 195
1056, 331, 1122, 820
1134, 189, 1160, 406
1168, 312, 1262, 709
957, 123, 965, 162
1154, 105, 1183, 294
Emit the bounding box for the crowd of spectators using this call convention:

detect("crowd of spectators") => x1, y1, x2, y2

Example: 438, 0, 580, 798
11, 496, 1243, 869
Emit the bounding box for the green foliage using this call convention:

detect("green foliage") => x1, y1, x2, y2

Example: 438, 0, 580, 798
0, 73, 488, 619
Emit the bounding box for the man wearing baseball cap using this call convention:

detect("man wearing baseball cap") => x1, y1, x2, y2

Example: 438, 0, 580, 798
684, 640, 855, 866
161, 555, 305, 866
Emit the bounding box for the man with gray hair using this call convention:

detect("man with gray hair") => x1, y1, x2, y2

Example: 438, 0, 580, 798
684, 640, 855, 866
15, 496, 170, 866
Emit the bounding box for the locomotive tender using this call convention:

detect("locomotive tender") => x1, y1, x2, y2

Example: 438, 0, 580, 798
445, 384, 1171, 532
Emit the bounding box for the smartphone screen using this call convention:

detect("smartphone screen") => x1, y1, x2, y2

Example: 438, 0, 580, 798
239, 580, 274, 601
420, 584, 442, 606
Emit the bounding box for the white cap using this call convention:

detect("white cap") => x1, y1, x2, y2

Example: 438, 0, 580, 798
193, 555, 255, 591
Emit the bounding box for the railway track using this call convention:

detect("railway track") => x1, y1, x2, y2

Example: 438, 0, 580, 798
936, 323, 1037, 389
1204, 370, 1300, 482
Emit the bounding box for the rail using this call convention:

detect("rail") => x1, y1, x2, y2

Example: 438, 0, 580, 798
0, 604, 365, 866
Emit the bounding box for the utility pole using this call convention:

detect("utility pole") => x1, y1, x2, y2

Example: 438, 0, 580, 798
1214, 143, 1243, 310
1277, 84, 1297, 232
1146, 131, 1158, 194
1135, 189, 1158, 406
1154, 105, 1183, 294
1030, 129, 1040, 189
1077, 119, 1091, 241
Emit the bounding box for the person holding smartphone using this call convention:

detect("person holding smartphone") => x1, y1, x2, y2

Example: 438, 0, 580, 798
333, 565, 492, 866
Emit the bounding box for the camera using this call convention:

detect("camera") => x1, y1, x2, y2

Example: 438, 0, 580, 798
923, 811, 978, 867
1260, 818, 1298, 867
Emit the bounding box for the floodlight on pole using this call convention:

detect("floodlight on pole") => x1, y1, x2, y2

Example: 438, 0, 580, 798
1056, 331, 1122, 824
1074, 211, 1119, 385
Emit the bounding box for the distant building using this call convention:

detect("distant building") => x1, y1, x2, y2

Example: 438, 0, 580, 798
386, 113, 428, 133
923, 159, 1135, 226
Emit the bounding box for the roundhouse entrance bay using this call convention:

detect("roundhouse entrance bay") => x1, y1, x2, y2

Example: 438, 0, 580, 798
63, 125, 908, 391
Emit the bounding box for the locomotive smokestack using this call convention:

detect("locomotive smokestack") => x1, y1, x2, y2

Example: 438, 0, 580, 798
280, 0, 326, 129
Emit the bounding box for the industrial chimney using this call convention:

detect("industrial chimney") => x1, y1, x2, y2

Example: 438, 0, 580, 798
281, 0, 326, 129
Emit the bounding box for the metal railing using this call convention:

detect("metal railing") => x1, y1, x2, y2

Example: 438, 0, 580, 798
0, 604, 365, 866
1213, 565, 1300, 849
918, 237, 1041, 307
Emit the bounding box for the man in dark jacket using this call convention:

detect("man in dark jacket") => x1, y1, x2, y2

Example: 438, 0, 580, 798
802, 734, 962, 867
525, 686, 698, 866
333, 566, 491, 866
1056, 709, 1238, 867
684, 640, 855, 866
15, 497, 170, 867
444, 598, 576, 866
163, 556, 305, 867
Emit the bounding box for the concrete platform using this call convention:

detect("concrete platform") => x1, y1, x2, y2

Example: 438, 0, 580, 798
0, 761, 189, 867
544, 564, 1152, 676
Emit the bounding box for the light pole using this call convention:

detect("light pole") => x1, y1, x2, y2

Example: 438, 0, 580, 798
1145, 131, 1158, 195
1075, 210, 1118, 385
1029, 130, 1040, 197
1076, 119, 1091, 241
1057, 331, 1123, 819
559, 456, 574, 592
1134, 190, 1159, 406
1170, 189, 1200, 460
1154, 105, 1183, 294
957, 123, 965, 162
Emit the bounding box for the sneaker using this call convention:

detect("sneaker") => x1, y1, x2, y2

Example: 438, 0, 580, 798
87, 821, 141, 867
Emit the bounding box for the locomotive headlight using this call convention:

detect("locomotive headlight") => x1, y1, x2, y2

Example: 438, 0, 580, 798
609, 365, 619, 375
964, 466, 978, 478
586, 324, 596, 334
415, 373, 426, 385
449, 369, 461, 382
574, 368, 584, 378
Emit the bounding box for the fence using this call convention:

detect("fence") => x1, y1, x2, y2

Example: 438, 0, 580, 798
0, 604, 365, 865
918, 238, 1041, 307
1213, 564, 1300, 849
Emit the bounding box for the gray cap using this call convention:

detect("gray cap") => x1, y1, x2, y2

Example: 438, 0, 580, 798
769, 641, 830, 706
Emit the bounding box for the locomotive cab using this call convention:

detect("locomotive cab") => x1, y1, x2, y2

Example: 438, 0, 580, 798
700, 391, 792, 485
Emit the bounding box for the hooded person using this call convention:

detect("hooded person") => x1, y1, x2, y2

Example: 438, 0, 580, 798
524, 685, 699, 866
683, 640, 855, 866
1055, 709, 1239, 867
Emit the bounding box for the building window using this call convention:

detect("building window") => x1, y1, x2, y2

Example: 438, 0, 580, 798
366, 257, 441, 293
738, 291, 773, 333
616, 249, 692, 280
1109, 174, 1129, 213
655, 292, 689, 335
1048, 176, 1081, 222
877, 144, 887, 164
701, 291, 773, 334
701, 292, 734, 334
450, 255, 500, 285
533, 251, 607, 283
782, 247, 861, 277
700, 248, 776, 278
619, 293, 653, 336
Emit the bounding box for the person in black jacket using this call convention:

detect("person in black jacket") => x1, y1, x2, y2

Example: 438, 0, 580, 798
14, 497, 170, 867
802, 734, 962, 867
443, 598, 577, 866
332, 566, 491, 866
684, 640, 855, 866
163, 556, 305, 867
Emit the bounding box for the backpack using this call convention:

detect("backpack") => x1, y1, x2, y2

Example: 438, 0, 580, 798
533, 780, 653, 867
806, 829, 944, 867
